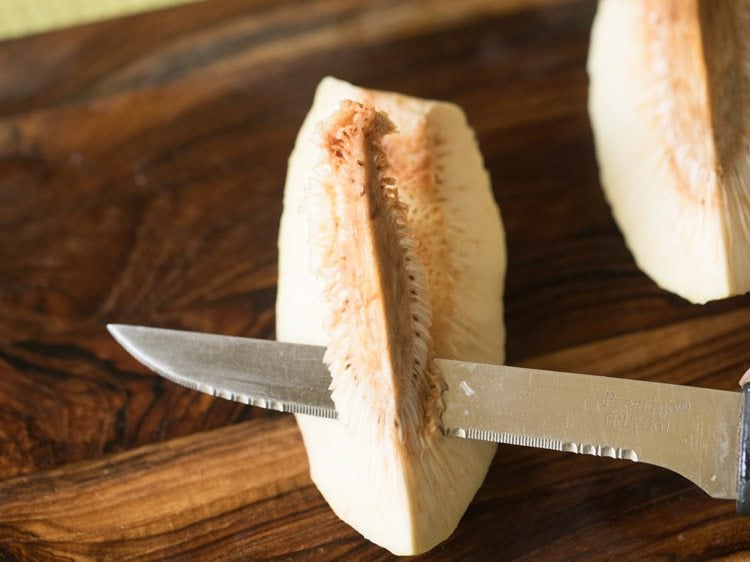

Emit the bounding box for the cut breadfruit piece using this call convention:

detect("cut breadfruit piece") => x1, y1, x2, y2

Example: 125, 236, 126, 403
276, 77, 506, 554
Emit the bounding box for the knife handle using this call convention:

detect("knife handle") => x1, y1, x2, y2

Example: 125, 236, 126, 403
737, 384, 750, 514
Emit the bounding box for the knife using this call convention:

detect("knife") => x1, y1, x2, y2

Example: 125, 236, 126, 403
107, 323, 750, 513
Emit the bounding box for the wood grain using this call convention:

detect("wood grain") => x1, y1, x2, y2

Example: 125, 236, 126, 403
1, 0, 750, 559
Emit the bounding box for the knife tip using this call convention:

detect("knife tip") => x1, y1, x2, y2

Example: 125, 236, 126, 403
106, 323, 135, 343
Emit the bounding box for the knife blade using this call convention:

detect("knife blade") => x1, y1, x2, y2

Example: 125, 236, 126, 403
107, 323, 750, 512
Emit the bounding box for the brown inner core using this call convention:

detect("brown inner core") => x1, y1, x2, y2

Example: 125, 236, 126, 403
641, 0, 747, 199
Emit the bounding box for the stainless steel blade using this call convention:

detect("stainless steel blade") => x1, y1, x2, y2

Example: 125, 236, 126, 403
108, 324, 335, 418
439, 359, 743, 500
108, 324, 743, 500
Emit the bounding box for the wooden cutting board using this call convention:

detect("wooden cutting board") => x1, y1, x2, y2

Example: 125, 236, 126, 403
2, 0, 750, 559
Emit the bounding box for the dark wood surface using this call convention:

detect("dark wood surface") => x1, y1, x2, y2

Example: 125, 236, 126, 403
2, 0, 750, 559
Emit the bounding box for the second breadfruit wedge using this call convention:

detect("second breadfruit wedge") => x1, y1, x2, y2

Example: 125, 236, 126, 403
588, 0, 750, 303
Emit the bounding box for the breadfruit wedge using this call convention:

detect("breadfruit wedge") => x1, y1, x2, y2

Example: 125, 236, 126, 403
276, 77, 505, 555
588, 0, 750, 303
